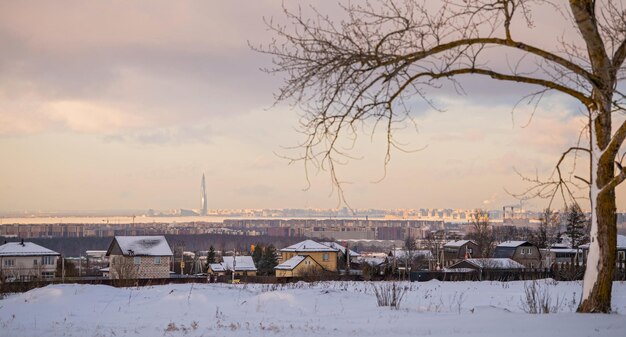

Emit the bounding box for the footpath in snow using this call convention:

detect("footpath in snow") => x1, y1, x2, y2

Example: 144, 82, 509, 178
0, 280, 625, 337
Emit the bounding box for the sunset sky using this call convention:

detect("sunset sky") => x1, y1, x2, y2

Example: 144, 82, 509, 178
1, 1, 623, 213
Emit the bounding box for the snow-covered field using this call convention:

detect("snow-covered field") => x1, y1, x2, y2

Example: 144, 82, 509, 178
1, 280, 625, 337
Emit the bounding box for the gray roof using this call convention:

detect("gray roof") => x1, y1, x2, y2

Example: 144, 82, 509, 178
0, 242, 59, 256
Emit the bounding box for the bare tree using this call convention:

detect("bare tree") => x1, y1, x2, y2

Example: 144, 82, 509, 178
533, 208, 561, 249
258, 0, 626, 313
465, 209, 496, 258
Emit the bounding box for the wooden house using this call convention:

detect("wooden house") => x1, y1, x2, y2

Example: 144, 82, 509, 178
493, 241, 541, 268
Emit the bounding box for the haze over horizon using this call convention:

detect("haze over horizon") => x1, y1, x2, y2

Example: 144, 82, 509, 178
1, 1, 624, 213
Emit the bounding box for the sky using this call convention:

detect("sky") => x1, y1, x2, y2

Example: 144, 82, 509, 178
0, 1, 624, 213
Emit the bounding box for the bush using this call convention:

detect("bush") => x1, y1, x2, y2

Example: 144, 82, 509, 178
372, 282, 407, 310
520, 280, 563, 314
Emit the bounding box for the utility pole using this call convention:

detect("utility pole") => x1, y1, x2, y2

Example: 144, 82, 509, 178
231, 249, 236, 283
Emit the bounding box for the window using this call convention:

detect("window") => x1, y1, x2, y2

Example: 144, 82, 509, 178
154, 256, 161, 264
134, 256, 141, 265
33, 259, 38, 266
3, 259, 15, 267
619, 251, 625, 262
323, 253, 329, 262
42, 256, 55, 265
42, 272, 55, 280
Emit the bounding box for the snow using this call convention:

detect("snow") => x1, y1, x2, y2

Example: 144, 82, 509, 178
496, 241, 529, 248
110, 236, 173, 256
358, 256, 386, 266
321, 242, 359, 257
444, 240, 474, 248
208, 263, 225, 272
280, 240, 338, 252
1, 280, 625, 337
391, 248, 434, 259
582, 118, 602, 304
452, 258, 526, 270
580, 234, 626, 250
275, 255, 307, 270
0, 242, 59, 256
221, 256, 257, 271
619, 234, 626, 249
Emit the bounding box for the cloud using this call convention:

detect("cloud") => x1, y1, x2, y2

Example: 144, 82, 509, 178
0, 1, 281, 137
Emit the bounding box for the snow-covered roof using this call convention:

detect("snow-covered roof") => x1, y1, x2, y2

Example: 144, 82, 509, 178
580, 235, 626, 249
443, 267, 475, 273
280, 240, 338, 252
358, 257, 386, 267
453, 258, 525, 270
320, 242, 359, 257
0, 242, 59, 256
221, 256, 257, 271
208, 263, 225, 272
444, 240, 474, 248
541, 248, 580, 254
274, 255, 308, 270
390, 248, 433, 259
109, 236, 173, 256
496, 241, 530, 248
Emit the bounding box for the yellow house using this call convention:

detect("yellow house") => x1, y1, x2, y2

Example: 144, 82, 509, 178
275, 255, 323, 277
279, 240, 339, 272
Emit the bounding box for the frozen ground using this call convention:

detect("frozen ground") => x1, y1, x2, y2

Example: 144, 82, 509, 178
1, 280, 625, 337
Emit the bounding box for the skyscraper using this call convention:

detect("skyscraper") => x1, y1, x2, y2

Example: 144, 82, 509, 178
200, 173, 208, 216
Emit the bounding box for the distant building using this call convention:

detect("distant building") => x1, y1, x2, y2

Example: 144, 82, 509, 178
105, 236, 173, 279
0, 240, 59, 282
200, 173, 208, 216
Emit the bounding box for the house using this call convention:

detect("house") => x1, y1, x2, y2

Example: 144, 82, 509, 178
105, 236, 173, 279
441, 240, 480, 267
0, 240, 60, 282
275, 255, 324, 277
320, 241, 360, 270
580, 234, 626, 269
389, 248, 434, 271
207, 256, 257, 277
493, 241, 541, 268
540, 243, 583, 268
279, 240, 339, 272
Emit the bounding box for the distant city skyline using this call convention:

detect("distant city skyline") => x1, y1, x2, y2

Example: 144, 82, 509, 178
1, 1, 625, 212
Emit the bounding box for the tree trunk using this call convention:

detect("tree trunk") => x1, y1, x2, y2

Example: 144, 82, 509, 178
578, 110, 617, 313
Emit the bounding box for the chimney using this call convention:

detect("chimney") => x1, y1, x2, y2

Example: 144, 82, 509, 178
20, 238, 25, 246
